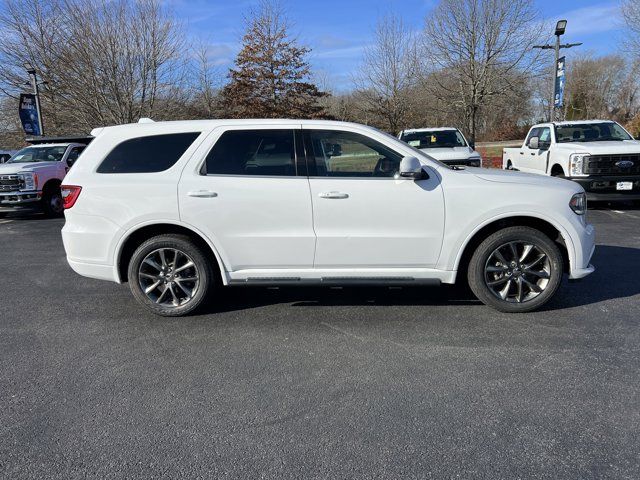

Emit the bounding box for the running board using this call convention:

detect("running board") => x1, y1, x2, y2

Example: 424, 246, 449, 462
229, 277, 441, 286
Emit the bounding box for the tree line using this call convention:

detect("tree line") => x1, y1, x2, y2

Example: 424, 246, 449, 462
1, 0, 640, 148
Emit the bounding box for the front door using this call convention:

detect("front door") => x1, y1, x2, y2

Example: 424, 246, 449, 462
303, 127, 445, 268
179, 126, 316, 271
521, 127, 551, 173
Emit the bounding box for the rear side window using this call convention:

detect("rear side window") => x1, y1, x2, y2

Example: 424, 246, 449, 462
97, 133, 200, 173
203, 129, 296, 176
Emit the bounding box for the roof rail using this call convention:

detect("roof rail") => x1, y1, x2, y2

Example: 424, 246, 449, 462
138, 117, 155, 123
25, 135, 94, 145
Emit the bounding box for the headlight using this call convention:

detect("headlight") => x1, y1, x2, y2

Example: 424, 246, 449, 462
569, 154, 590, 177
19, 172, 38, 191
468, 157, 482, 167
569, 192, 587, 215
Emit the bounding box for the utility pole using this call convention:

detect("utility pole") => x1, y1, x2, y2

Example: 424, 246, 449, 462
533, 20, 582, 122
24, 62, 45, 136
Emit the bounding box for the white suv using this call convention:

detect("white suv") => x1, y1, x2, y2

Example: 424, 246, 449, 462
61, 119, 595, 316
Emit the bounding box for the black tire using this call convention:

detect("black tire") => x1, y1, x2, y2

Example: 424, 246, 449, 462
41, 186, 64, 217
506, 161, 513, 170
467, 226, 563, 313
127, 234, 215, 317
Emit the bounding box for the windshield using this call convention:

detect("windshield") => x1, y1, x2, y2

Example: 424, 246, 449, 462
555, 122, 633, 143
401, 130, 467, 149
7, 146, 67, 163
376, 128, 452, 169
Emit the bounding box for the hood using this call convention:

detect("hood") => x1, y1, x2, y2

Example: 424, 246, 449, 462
419, 146, 479, 161
0, 161, 60, 174
472, 168, 578, 191
555, 140, 640, 155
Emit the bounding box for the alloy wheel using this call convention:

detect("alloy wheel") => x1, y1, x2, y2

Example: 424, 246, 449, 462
484, 241, 551, 303
138, 248, 200, 307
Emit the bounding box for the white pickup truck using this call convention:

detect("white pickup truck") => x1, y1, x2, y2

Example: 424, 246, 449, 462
0, 140, 87, 216
503, 120, 640, 202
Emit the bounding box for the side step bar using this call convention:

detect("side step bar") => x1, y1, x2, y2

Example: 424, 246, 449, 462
229, 277, 441, 286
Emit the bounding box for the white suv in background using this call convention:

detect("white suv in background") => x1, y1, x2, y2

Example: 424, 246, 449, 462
398, 127, 482, 167
61, 119, 595, 316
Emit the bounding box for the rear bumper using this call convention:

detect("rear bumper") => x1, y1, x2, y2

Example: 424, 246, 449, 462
67, 257, 120, 283
570, 176, 640, 201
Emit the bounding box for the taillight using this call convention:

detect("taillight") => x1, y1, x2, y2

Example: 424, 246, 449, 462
61, 185, 82, 209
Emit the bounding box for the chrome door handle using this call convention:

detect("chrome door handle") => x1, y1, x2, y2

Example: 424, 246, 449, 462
187, 190, 218, 198
319, 191, 349, 199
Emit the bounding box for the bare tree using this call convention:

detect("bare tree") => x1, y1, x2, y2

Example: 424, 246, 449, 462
355, 13, 419, 133
622, 0, 640, 52
0, 0, 188, 133
565, 53, 640, 122
423, 0, 544, 143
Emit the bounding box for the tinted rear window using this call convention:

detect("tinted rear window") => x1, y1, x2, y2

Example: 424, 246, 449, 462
97, 132, 200, 173
202, 129, 296, 176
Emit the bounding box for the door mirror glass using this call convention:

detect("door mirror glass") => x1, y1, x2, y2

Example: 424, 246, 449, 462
528, 136, 539, 150
398, 156, 426, 179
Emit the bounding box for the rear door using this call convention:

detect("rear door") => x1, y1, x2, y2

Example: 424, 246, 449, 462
179, 125, 316, 271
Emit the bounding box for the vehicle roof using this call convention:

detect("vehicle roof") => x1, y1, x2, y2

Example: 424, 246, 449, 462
401, 127, 459, 133
20, 143, 73, 148
535, 120, 617, 127
92, 119, 389, 136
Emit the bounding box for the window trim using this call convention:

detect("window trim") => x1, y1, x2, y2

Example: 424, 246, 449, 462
199, 127, 303, 178
302, 128, 405, 179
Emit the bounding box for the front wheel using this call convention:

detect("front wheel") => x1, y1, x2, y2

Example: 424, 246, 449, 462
128, 234, 215, 316
42, 187, 64, 217
467, 226, 563, 313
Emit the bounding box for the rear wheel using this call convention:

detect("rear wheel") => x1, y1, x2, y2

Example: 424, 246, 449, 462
128, 234, 215, 316
468, 226, 563, 313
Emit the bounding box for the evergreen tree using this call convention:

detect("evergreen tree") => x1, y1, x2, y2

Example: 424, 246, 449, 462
221, 1, 326, 118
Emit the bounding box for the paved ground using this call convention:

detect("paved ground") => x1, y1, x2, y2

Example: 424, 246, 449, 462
1, 206, 639, 479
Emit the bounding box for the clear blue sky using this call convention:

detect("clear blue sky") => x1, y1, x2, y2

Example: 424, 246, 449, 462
173, 0, 620, 91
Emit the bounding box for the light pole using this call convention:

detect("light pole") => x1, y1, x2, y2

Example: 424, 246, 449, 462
533, 20, 582, 122
24, 62, 45, 136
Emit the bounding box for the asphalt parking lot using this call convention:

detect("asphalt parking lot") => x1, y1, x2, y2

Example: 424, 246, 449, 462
1, 206, 639, 479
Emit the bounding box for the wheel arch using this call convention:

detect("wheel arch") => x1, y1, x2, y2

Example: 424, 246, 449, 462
116, 222, 226, 285
41, 177, 62, 192
550, 164, 565, 176
454, 215, 571, 283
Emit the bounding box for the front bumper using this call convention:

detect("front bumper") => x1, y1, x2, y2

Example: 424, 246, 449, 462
568, 223, 596, 280
570, 176, 640, 201
0, 190, 41, 206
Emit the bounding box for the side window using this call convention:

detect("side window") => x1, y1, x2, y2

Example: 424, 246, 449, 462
538, 127, 551, 144
66, 146, 85, 163
525, 128, 540, 148
307, 130, 403, 177
203, 129, 296, 176
97, 132, 200, 174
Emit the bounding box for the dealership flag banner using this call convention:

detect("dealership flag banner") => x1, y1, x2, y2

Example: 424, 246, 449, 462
19, 93, 41, 136
554, 56, 566, 108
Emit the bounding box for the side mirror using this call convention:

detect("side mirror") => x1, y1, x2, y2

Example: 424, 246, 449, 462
66, 158, 76, 167
528, 136, 539, 150
398, 156, 427, 180
331, 144, 342, 157
469, 141, 475, 150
